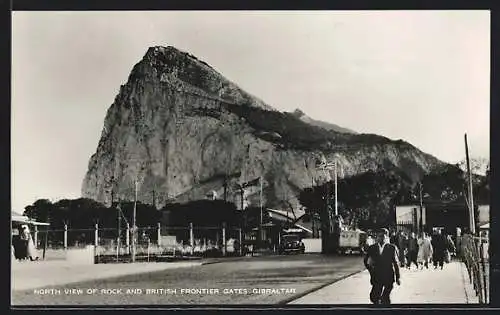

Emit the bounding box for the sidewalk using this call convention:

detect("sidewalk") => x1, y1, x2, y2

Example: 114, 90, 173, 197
11, 260, 203, 292
290, 261, 479, 304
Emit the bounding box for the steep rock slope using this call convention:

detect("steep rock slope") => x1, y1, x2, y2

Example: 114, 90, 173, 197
82, 46, 445, 209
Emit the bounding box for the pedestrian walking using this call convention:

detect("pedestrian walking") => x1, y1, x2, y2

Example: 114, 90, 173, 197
397, 232, 408, 268
446, 234, 456, 257
431, 229, 447, 270
417, 232, 433, 269
406, 232, 419, 269
363, 234, 375, 254
364, 228, 401, 305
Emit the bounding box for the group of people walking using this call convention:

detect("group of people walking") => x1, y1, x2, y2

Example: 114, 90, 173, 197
363, 227, 457, 305
390, 229, 456, 271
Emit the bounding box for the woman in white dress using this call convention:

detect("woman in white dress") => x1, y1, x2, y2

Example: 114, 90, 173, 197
417, 232, 433, 269
23, 226, 39, 261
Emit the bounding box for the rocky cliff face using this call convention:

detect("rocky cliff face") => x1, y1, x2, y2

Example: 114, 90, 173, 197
82, 46, 445, 209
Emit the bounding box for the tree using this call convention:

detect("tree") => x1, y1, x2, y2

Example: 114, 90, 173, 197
160, 200, 240, 227
457, 157, 489, 176
24, 199, 53, 223
298, 182, 336, 251
242, 206, 271, 231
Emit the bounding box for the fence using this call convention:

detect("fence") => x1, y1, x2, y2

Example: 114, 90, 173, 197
33, 223, 245, 263
33, 228, 96, 261
460, 233, 489, 304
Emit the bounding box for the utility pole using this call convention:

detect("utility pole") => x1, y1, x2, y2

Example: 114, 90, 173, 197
260, 177, 263, 242
465, 134, 476, 235
152, 187, 156, 209
238, 185, 244, 250
316, 158, 336, 253
419, 182, 424, 234
239, 186, 244, 212
223, 178, 228, 202
132, 180, 138, 263
117, 202, 121, 257
334, 160, 338, 216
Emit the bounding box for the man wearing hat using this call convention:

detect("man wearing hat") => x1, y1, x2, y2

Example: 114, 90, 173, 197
364, 228, 401, 305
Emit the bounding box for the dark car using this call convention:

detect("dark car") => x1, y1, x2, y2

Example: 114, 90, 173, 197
279, 234, 305, 254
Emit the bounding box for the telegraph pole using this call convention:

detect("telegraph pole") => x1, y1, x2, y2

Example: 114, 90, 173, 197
117, 202, 121, 257
152, 187, 156, 209
239, 186, 244, 212
334, 160, 338, 216
419, 182, 424, 234
260, 177, 263, 242
223, 178, 228, 202
465, 134, 476, 235
131, 180, 138, 263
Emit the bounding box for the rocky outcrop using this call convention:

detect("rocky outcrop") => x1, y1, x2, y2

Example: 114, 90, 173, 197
82, 46, 445, 209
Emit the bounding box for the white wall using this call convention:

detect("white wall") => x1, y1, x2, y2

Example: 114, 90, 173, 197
396, 205, 427, 225
302, 238, 321, 253
478, 205, 489, 225
66, 246, 95, 265
40, 246, 95, 265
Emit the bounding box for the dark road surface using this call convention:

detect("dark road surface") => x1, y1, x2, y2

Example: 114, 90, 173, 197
12, 254, 365, 305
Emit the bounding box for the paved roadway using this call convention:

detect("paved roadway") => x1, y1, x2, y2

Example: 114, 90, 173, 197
12, 254, 365, 305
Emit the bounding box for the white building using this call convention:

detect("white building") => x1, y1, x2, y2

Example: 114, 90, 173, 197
477, 204, 490, 226
395, 205, 427, 233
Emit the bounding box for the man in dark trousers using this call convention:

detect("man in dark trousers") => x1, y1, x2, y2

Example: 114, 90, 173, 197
406, 232, 419, 269
364, 228, 401, 305
431, 229, 447, 270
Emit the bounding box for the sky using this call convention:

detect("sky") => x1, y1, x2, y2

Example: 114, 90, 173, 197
11, 11, 490, 212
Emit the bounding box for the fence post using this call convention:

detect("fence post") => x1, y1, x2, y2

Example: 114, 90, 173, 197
481, 239, 488, 303
239, 228, 243, 256
43, 227, 48, 260
147, 238, 150, 262
64, 224, 68, 250
157, 222, 161, 246
222, 222, 226, 257
190, 223, 194, 256
126, 223, 130, 255
116, 233, 119, 263
94, 223, 99, 247
34, 225, 38, 249
94, 223, 99, 261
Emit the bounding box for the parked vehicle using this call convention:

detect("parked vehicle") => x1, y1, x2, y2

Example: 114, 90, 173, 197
338, 229, 368, 255
279, 234, 305, 254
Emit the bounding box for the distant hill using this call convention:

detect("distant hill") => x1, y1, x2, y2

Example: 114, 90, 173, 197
289, 109, 357, 134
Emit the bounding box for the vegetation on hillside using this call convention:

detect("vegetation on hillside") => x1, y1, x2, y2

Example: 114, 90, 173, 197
225, 102, 394, 151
